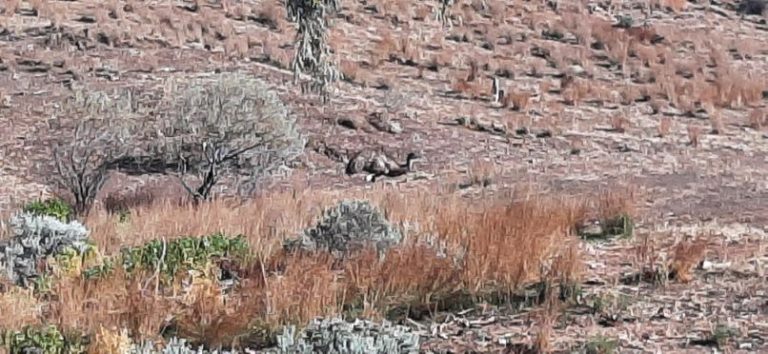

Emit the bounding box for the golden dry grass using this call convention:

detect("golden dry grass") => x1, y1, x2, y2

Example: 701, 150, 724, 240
669, 238, 708, 283
0, 185, 634, 350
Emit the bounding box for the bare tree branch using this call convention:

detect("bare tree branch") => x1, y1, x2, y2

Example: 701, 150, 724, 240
144, 73, 306, 203
45, 89, 140, 216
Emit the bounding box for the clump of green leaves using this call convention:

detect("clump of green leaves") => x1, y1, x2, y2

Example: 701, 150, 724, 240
583, 335, 618, 354
82, 233, 249, 283
120, 233, 249, 279
23, 198, 74, 222
36, 244, 101, 294
1, 325, 87, 354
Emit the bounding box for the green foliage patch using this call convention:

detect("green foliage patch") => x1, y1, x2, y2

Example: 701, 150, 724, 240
1, 325, 87, 354
22, 198, 74, 222
83, 233, 250, 281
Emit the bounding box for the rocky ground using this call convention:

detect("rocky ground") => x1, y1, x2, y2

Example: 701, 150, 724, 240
1, 0, 768, 352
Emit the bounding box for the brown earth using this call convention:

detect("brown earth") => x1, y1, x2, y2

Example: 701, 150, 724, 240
1, 0, 768, 352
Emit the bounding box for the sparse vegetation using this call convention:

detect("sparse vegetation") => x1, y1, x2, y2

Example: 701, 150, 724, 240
2, 0, 766, 351
583, 334, 618, 354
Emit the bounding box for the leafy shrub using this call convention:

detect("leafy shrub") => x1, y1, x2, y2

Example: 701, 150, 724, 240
284, 200, 403, 258
0, 212, 92, 286
130, 337, 208, 354
80, 233, 248, 283
117, 233, 249, 280
22, 198, 74, 222
273, 317, 420, 354
1, 325, 87, 354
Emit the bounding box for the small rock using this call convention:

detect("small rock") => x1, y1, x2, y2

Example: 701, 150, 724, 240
387, 121, 403, 134
568, 65, 585, 76
701, 260, 731, 270
579, 223, 604, 237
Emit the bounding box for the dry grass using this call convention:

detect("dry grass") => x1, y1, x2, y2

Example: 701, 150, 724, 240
749, 108, 765, 130
88, 327, 133, 354
610, 114, 629, 133
658, 116, 672, 137
0, 286, 41, 330
662, 0, 688, 13
508, 91, 532, 112
710, 109, 725, 134
687, 124, 701, 147
0, 185, 634, 350
668, 238, 708, 283
49, 268, 172, 343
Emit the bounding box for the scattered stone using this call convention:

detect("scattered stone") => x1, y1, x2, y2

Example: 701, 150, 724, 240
440, 116, 507, 137
367, 112, 403, 134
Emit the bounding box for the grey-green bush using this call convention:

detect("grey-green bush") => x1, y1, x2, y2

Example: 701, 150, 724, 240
0, 212, 91, 286
153, 73, 305, 202
273, 317, 420, 354
284, 200, 403, 257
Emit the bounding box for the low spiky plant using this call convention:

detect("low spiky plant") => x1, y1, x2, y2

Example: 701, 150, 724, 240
284, 200, 403, 258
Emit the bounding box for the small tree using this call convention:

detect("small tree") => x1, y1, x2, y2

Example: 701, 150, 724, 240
156, 73, 305, 203
48, 88, 136, 216
286, 0, 341, 101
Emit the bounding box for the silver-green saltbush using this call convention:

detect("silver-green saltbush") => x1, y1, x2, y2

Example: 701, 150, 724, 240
0, 212, 90, 286
274, 317, 420, 354
284, 200, 403, 257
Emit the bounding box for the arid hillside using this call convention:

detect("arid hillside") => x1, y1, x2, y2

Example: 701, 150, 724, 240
1, 0, 768, 352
